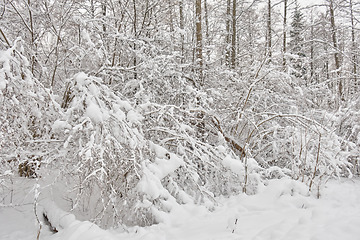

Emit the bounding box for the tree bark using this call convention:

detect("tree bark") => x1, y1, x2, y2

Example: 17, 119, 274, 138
282, 0, 287, 68
195, 0, 203, 83
204, 0, 210, 61
179, 0, 185, 64
27, 0, 36, 75
310, 12, 315, 81
231, 0, 236, 68
329, 0, 342, 99
349, 0, 357, 93
267, 0, 272, 62
133, 0, 137, 80
226, 0, 231, 65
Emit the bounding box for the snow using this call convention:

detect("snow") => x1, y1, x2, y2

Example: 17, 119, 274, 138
0, 205, 38, 240
2, 178, 360, 240
137, 144, 184, 199
41, 200, 117, 240
74, 72, 88, 86
127, 109, 144, 126
149, 142, 169, 159
42, 200, 76, 230
0, 76, 6, 91
51, 120, 71, 132
222, 154, 244, 174
147, 143, 185, 179
0, 49, 11, 91
179, 123, 194, 133
111, 106, 126, 121
122, 178, 360, 240
137, 164, 168, 199
85, 100, 103, 123
116, 100, 132, 112
147, 155, 184, 180
217, 145, 226, 153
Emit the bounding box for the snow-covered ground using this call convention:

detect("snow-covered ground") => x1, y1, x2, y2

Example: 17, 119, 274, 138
1, 178, 360, 240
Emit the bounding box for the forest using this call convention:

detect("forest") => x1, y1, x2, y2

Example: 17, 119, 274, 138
0, 0, 360, 236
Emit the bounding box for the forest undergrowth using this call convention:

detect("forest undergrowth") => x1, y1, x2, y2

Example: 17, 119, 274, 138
1, 0, 360, 228
1, 39, 359, 228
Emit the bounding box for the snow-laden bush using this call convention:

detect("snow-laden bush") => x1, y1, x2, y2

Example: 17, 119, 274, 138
0, 39, 57, 179
53, 72, 247, 227
332, 98, 360, 176
0, 39, 353, 228
204, 64, 350, 193
49, 60, 353, 227
53, 72, 148, 227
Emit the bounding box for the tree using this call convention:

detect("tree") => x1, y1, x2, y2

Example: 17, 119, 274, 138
1, 0, 359, 229
289, 1, 306, 80
195, 0, 203, 83
0, 39, 58, 177
231, 0, 237, 68
225, 0, 231, 65
179, 0, 185, 64
266, 0, 272, 62
348, 0, 358, 94
282, 0, 288, 68
328, 0, 343, 101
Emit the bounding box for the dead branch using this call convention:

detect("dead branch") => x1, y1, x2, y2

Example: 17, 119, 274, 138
212, 116, 245, 158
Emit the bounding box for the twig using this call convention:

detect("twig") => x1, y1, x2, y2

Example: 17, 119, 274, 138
0, 28, 11, 47
309, 133, 321, 192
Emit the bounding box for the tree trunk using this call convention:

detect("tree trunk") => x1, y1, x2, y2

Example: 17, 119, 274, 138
169, 0, 174, 32
195, 0, 203, 83
231, 0, 236, 68
133, 0, 137, 80
226, 0, 231, 65
90, 0, 95, 19
349, 0, 357, 94
179, 0, 185, 64
102, 3, 107, 36
27, 0, 36, 75
282, 0, 287, 68
267, 0, 272, 62
310, 12, 315, 81
329, 0, 342, 100
204, 0, 210, 61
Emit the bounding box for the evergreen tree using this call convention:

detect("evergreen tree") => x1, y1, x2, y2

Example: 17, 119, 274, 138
289, 1, 307, 80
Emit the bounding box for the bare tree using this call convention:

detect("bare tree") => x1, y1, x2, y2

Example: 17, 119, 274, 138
282, 0, 287, 68
226, 0, 231, 65
231, 0, 237, 68
195, 0, 203, 83
179, 0, 185, 64
267, 0, 272, 62
204, 0, 210, 61
328, 0, 343, 100
349, 0, 358, 94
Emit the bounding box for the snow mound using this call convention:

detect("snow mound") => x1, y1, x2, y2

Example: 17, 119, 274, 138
41, 200, 117, 240
2, 178, 360, 240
